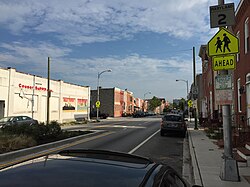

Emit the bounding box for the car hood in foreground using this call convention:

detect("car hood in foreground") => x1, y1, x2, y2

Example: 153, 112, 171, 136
0, 149, 159, 187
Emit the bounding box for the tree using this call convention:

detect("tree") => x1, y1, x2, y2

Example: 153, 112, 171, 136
179, 98, 186, 111
148, 96, 161, 111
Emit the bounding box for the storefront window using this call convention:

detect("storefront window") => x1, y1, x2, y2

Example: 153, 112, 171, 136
244, 18, 249, 54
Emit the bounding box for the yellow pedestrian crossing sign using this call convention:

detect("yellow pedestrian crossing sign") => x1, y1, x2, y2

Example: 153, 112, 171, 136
96, 101, 100, 108
188, 100, 193, 107
208, 27, 239, 57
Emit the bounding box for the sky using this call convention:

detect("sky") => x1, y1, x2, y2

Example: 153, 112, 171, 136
0, 0, 241, 102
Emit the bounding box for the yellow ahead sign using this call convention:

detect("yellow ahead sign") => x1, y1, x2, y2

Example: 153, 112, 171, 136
212, 55, 236, 71
208, 27, 239, 57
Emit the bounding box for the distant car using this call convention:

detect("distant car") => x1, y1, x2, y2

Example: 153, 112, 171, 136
0, 116, 38, 128
132, 111, 145, 118
0, 149, 200, 187
161, 114, 187, 137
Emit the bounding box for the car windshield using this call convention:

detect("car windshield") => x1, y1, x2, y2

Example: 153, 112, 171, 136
164, 115, 182, 122
0, 117, 13, 123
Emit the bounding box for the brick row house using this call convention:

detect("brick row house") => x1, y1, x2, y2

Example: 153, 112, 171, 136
91, 87, 145, 117
199, 45, 218, 123
232, 0, 250, 145
198, 0, 250, 147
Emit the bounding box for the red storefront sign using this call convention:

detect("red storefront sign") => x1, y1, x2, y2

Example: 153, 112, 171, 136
19, 83, 53, 92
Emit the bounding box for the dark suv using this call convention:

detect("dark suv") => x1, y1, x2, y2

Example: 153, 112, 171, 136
160, 114, 187, 137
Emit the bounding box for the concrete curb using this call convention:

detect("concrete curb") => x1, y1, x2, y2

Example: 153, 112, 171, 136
182, 133, 195, 185
188, 129, 203, 186
0, 130, 105, 163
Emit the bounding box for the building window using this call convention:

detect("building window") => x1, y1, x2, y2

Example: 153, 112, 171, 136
244, 18, 249, 54
236, 31, 240, 61
237, 78, 242, 112
247, 73, 250, 83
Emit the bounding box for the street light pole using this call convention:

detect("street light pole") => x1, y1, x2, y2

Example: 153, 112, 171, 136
176, 79, 189, 118
143, 92, 151, 100
97, 69, 112, 121
143, 91, 151, 112
31, 75, 42, 119
176, 79, 188, 99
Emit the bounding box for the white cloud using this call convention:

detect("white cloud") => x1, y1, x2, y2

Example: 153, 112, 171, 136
0, 42, 71, 69
0, 0, 217, 44
0, 41, 195, 100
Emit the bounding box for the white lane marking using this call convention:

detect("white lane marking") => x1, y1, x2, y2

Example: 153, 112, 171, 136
128, 129, 160, 154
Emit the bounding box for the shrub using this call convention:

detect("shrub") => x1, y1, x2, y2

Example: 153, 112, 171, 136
0, 134, 37, 153
45, 121, 62, 139
2, 121, 62, 143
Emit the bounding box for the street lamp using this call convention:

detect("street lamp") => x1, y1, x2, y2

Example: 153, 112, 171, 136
32, 75, 42, 118
97, 69, 112, 121
143, 91, 151, 100
143, 91, 151, 112
176, 79, 189, 99
176, 79, 190, 121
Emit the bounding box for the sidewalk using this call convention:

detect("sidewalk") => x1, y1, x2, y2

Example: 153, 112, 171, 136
188, 121, 250, 187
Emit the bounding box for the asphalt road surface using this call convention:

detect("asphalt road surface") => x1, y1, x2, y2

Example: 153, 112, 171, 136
67, 116, 185, 174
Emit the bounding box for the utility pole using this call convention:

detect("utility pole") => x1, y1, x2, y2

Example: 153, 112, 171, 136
47, 57, 50, 125
32, 75, 35, 119
217, 0, 239, 181
193, 47, 198, 130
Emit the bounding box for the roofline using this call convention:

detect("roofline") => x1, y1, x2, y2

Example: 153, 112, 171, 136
1, 66, 90, 88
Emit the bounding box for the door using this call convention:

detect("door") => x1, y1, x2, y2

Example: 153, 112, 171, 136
0, 101, 5, 119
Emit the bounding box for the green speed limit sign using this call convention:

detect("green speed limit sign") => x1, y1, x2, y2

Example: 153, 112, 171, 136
96, 101, 101, 108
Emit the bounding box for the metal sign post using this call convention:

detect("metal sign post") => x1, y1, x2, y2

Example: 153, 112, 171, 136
208, 0, 239, 182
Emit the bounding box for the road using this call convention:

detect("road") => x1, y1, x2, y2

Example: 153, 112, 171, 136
66, 116, 185, 174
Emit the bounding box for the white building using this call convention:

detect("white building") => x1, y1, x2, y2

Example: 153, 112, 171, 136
0, 67, 90, 123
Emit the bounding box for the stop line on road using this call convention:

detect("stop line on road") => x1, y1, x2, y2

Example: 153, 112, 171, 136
97, 125, 146, 129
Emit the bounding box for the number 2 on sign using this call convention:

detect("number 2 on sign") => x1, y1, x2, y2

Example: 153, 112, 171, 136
218, 14, 226, 25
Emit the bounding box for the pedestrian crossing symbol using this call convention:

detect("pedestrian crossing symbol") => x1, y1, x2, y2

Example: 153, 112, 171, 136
188, 100, 193, 107
96, 101, 101, 108
208, 27, 239, 57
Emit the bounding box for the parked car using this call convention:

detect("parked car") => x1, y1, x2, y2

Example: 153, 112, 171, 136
0, 116, 38, 128
0, 149, 200, 187
161, 113, 187, 137
90, 111, 109, 119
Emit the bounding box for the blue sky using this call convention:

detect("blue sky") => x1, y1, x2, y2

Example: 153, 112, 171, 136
0, 0, 240, 102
